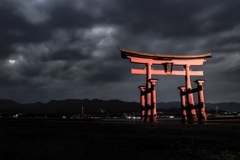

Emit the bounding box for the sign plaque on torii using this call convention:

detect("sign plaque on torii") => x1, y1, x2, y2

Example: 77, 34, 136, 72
119, 48, 212, 123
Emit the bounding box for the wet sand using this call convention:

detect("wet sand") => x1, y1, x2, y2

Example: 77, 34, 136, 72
0, 118, 240, 160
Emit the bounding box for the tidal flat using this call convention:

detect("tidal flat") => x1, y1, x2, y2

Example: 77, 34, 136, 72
0, 118, 240, 160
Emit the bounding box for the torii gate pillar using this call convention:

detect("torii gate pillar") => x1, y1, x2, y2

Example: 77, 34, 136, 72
185, 65, 198, 123
178, 86, 187, 123
195, 80, 207, 122
145, 63, 152, 122
138, 86, 146, 122
149, 79, 158, 122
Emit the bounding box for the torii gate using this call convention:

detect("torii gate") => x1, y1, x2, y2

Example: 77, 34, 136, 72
119, 48, 212, 123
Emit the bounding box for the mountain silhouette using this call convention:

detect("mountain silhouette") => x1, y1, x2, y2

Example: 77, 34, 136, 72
0, 99, 139, 114
0, 99, 240, 115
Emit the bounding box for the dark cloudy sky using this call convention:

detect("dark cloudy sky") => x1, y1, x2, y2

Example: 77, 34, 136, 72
1, 0, 240, 103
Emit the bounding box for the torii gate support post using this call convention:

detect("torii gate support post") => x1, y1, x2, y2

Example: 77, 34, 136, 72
145, 63, 152, 122
149, 79, 158, 122
178, 86, 188, 123
139, 86, 146, 122
185, 64, 198, 123
195, 80, 207, 122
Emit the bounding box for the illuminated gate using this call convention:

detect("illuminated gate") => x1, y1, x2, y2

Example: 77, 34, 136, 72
119, 48, 211, 123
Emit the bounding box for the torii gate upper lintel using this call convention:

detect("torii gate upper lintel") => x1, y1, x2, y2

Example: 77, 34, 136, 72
119, 48, 212, 123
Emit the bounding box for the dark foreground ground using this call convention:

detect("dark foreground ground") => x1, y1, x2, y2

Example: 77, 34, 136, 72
0, 118, 240, 160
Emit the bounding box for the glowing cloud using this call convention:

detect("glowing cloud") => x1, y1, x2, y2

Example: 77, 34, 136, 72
8, 59, 16, 64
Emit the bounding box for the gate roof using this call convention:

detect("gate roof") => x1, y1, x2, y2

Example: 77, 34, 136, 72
119, 48, 211, 60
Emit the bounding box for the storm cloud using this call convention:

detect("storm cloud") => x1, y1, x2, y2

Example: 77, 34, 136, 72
0, 0, 240, 103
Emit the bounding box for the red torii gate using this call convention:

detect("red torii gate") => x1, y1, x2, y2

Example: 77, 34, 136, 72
119, 48, 212, 123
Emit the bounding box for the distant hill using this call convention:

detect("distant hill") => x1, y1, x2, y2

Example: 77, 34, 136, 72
0, 99, 240, 114
0, 99, 140, 114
